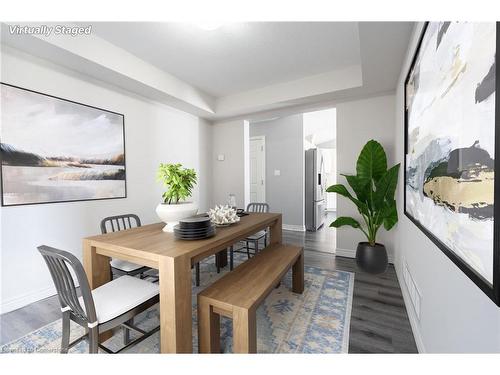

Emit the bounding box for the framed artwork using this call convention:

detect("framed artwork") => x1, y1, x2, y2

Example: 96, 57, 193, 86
0, 83, 126, 206
404, 22, 500, 306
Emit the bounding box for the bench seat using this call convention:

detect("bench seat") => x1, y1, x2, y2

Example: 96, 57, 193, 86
197, 243, 304, 353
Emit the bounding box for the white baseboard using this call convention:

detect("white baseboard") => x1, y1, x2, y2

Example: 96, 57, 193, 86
1, 285, 56, 314
395, 264, 426, 353
335, 247, 395, 264
335, 247, 356, 259
282, 224, 306, 232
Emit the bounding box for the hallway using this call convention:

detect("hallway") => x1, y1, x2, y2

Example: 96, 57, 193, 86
283, 211, 337, 253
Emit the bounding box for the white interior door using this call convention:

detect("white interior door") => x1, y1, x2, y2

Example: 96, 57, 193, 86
250, 137, 266, 203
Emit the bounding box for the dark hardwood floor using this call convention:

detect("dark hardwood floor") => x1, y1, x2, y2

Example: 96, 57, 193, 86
283, 212, 417, 353
301, 251, 417, 353
282, 208, 337, 253
1, 216, 417, 353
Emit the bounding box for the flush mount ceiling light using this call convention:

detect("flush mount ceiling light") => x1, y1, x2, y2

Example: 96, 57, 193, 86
194, 21, 224, 31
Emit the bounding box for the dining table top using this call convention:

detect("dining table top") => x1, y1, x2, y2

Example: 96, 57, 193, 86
84, 212, 281, 264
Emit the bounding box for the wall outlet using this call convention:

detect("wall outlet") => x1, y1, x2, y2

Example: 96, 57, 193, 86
403, 261, 422, 321
274, 169, 281, 176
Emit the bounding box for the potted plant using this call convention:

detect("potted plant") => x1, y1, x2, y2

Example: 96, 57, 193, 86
155, 163, 198, 232
327, 140, 400, 274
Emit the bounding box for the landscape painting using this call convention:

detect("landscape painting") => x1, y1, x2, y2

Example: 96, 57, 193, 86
405, 22, 497, 290
1, 83, 126, 206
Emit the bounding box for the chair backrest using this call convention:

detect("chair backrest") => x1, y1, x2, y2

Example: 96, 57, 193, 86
37, 245, 97, 326
100, 214, 141, 234
247, 203, 269, 213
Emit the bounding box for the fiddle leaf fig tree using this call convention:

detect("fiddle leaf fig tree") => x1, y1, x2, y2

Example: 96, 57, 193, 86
328, 140, 400, 246
157, 163, 197, 204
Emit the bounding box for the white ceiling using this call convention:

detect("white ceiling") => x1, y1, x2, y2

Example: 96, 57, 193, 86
2, 22, 414, 120
89, 22, 362, 97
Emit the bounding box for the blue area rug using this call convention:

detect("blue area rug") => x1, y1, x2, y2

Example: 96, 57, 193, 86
1, 253, 354, 353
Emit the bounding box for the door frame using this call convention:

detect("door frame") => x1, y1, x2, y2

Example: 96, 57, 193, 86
249, 136, 266, 203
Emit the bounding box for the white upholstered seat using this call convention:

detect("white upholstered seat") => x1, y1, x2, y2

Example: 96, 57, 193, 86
246, 230, 267, 241
110, 258, 144, 272
79, 275, 159, 324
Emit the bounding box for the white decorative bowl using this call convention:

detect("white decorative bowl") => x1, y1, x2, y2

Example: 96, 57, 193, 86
155, 202, 198, 232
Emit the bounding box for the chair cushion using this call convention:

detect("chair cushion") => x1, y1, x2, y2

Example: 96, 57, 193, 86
79, 275, 159, 324
110, 258, 144, 272
245, 230, 267, 241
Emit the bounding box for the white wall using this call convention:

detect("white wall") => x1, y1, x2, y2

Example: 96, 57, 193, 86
0, 46, 213, 313
303, 108, 336, 147
250, 115, 305, 228
394, 24, 500, 353
211, 119, 246, 208
335, 94, 396, 261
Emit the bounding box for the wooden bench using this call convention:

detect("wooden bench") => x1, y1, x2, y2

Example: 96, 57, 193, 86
197, 243, 304, 353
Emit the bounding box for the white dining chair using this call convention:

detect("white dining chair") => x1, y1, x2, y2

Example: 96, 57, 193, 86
38, 245, 160, 353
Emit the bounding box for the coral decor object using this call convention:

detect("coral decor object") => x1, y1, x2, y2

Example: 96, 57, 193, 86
208, 205, 240, 226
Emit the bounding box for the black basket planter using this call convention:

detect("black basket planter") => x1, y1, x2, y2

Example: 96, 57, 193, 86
356, 242, 388, 274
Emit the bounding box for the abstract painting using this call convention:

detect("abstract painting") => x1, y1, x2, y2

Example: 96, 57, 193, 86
404, 22, 499, 305
1, 83, 126, 206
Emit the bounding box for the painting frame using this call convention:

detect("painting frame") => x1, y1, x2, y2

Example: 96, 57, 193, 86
0, 82, 127, 207
404, 22, 500, 306
403, 22, 500, 307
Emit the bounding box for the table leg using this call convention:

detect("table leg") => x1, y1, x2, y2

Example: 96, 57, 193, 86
233, 307, 257, 353
215, 249, 228, 269
269, 214, 282, 245
197, 298, 220, 353
292, 249, 304, 294
82, 239, 112, 342
159, 255, 192, 353
82, 240, 110, 289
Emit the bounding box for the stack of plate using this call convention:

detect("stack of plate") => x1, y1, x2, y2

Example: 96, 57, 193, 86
174, 216, 216, 240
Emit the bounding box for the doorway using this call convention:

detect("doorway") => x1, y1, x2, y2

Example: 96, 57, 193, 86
303, 108, 336, 253
249, 136, 266, 203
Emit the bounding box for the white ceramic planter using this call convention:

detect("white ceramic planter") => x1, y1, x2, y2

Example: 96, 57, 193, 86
155, 202, 198, 232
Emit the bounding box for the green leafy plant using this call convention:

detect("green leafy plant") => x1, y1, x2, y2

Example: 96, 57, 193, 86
157, 163, 197, 204
327, 140, 400, 246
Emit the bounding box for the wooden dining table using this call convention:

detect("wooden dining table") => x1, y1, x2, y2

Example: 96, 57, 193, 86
82, 212, 282, 353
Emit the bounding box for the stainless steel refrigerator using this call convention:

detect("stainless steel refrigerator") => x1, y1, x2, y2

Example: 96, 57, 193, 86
305, 148, 326, 231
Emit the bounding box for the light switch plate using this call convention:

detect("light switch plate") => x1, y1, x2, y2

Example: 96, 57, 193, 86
217, 154, 225, 161
274, 170, 281, 176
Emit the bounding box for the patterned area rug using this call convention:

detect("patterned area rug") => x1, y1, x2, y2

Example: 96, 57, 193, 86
1, 253, 354, 354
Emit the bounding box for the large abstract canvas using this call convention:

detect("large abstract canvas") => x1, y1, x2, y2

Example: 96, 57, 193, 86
0, 83, 126, 206
405, 22, 499, 305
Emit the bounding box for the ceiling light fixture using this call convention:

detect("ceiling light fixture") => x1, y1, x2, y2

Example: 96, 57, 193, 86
195, 21, 224, 31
